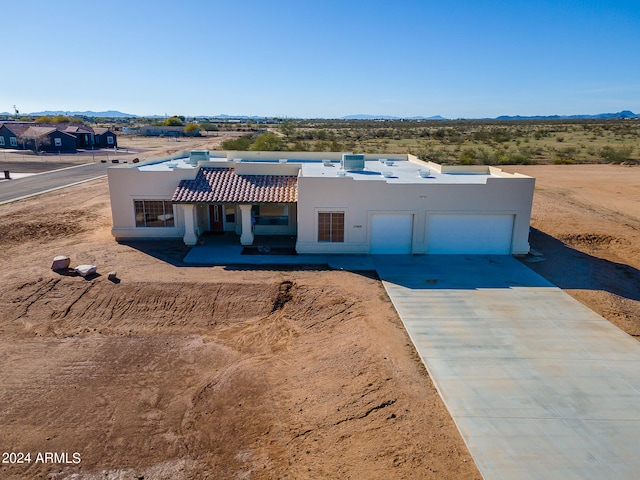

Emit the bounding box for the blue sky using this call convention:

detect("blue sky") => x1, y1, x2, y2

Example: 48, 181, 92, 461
2, 0, 639, 118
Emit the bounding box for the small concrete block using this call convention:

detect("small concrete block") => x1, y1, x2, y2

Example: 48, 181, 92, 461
52, 255, 71, 270
524, 256, 546, 263
107, 271, 118, 281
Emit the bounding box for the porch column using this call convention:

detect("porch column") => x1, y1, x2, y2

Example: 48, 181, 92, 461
182, 204, 198, 246
239, 204, 254, 245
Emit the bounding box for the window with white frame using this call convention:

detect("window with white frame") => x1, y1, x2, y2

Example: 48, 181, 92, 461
54, 138, 62, 147
107, 135, 114, 145
318, 211, 344, 242
0, 137, 4, 146
10, 137, 17, 147
134, 200, 175, 227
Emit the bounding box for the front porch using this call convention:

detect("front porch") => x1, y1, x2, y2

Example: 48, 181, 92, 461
201, 232, 296, 251
183, 232, 374, 269
171, 166, 299, 247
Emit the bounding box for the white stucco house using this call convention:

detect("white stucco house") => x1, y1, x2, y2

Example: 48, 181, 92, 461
108, 150, 535, 255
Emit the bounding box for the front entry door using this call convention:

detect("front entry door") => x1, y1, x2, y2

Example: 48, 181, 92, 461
209, 205, 224, 232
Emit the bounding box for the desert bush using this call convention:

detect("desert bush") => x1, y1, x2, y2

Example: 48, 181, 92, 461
221, 135, 253, 150
458, 148, 478, 165
555, 147, 577, 163
507, 151, 532, 164
553, 158, 574, 164
163, 116, 183, 126
250, 132, 285, 151
184, 124, 200, 136
417, 148, 448, 163
599, 145, 633, 163
199, 122, 219, 131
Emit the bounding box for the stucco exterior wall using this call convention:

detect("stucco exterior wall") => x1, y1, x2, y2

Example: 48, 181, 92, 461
108, 151, 534, 255
108, 165, 197, 240
296, 175, 534, 254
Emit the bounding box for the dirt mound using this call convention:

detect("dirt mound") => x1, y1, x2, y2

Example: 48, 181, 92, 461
0, 268, 479, 479
559, 233, 626, 249
0, 209, 99, 245
4, 278, 280, 337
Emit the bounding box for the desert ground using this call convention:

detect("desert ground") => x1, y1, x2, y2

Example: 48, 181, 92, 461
0, 140, 638, 479
503, 164, 640, 335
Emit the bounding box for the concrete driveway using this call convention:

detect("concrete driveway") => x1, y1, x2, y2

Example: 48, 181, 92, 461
374, 255, 640, 479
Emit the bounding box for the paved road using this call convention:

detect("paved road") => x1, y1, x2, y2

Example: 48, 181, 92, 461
375, 255, 640, 479
0, 163, 108, 205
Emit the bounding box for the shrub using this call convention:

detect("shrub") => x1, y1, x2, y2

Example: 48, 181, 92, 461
184, 124, 200, 136
553, 158, 574, 164
250, 132, 285, 151
599, 145, 633, 163
458, 148, 478, 165
221, 135, 253, 150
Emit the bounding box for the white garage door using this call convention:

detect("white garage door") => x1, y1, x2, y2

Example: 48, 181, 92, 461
426, 214, 514, 254
370, 214, 413, 254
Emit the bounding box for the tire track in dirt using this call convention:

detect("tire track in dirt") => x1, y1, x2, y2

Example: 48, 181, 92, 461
0, 249, 480, 480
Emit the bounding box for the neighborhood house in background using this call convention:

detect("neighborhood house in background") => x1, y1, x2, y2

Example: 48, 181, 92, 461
108, 150, 535, 255
0, 121, 117, 152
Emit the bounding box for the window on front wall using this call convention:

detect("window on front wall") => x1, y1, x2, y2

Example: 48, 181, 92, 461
10, 137, 17, 146
107, 135, 114, 145
225, 205, 236, 223
318, 211, 344, 242
251, 204, 289, 226
54, 138, 62, 147
0, 137, 4, 146
134, 200, 175, 227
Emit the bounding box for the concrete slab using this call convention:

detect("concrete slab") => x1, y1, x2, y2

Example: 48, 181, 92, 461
183, 243, 375, 270
375, 255, 640, 479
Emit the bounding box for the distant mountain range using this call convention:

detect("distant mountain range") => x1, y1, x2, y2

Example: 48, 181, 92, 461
26, 110, 138, 118
342, 111, 640, 121
493, 110, 639, 121
1, 110, 637, 121
341, 114, 447, 120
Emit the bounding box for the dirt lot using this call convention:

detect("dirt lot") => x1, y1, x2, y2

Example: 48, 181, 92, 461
0, 161, 638, 479
503, 164, 640, 335
0, 167, 479, 477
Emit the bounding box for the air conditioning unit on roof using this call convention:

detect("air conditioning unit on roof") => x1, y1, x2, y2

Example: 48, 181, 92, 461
341, 153, 365, 171
189, 150, 209, 165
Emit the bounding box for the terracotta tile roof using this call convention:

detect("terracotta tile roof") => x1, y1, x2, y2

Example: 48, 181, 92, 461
172, 167, 297, 204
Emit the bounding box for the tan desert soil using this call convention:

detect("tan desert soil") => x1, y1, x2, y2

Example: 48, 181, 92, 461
2, 161, 638, 479
503, 164, 640, 336
0, 180, 479, 479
